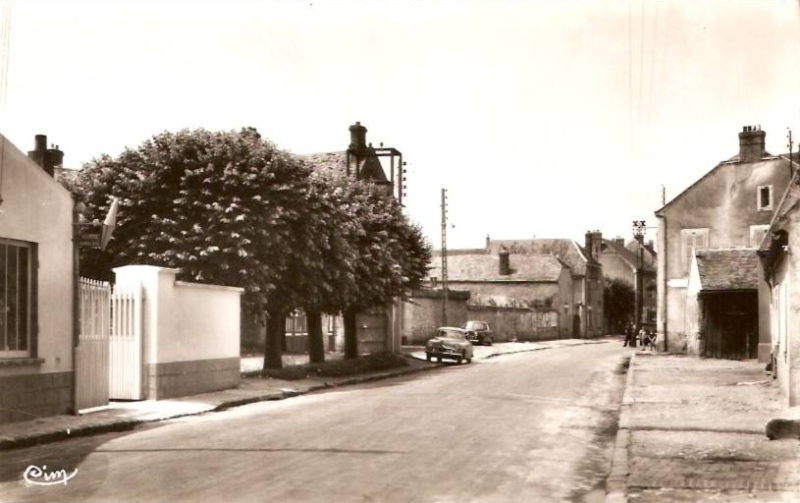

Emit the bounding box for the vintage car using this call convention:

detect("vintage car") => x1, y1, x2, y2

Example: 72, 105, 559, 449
425, 327, 474, 364
463, 320, 493, 346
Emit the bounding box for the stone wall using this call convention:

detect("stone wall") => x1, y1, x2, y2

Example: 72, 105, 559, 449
466, 305, 560, 342
0, 371, 72, 424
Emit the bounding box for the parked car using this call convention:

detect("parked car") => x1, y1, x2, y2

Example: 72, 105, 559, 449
426, 327, 474, 364
463, 320, 493, 346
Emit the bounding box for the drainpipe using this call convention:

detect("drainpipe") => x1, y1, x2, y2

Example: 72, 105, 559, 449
657, 213, 668, 352
71, 196, 81, 415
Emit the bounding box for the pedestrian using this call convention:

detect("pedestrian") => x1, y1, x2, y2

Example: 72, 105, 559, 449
623, 322, 632, 347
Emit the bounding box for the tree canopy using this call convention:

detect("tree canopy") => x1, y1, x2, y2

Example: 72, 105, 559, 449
64, 126, 432, 365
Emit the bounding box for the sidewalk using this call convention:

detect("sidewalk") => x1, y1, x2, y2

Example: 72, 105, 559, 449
608, 352, 800, 503
0, 338, 608, 451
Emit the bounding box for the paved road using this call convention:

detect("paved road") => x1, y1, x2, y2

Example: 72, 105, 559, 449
1, 342, 628, 503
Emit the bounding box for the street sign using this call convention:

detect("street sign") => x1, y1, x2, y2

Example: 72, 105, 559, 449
80, 232, 100, 248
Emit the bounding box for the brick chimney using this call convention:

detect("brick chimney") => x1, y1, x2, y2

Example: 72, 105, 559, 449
585, 230, 602, 262
738, 125, 766, 164
613, 237, 625, 246
499, 248, 511, 275
27, 134, 64, 177
348, 121, 368, 158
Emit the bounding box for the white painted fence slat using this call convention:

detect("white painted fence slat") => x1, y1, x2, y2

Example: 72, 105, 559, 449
109, 283, 143, 400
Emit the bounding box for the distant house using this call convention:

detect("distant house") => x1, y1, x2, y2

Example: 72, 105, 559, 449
758, 163, 800, 406
280, 122, 402, 354
598, 237, 657, 331
484, 232, 605, 337
655, 125, 794, 359
426, 248, 574, 341
0, 134, 75, 424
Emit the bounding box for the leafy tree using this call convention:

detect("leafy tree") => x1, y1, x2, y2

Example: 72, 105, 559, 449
337, 187, 432, 359
64, 127, 314, 369
603, 277, 635, 334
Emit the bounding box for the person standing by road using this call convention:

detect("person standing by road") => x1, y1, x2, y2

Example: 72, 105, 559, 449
623, 322, 633, 347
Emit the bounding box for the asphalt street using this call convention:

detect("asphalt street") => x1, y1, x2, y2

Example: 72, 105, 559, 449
0, 341, 628, 503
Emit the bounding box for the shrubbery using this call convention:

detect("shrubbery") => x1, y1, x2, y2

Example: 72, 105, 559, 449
259, 352, 409, 381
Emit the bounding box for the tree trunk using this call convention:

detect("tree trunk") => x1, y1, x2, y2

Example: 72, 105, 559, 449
264, 307, 285, 371
344, 307, 359, 360
307, 309, 325, 365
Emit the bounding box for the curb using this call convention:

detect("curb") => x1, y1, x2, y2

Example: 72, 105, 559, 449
605, 351, 637, 503
0, 361, 440, 451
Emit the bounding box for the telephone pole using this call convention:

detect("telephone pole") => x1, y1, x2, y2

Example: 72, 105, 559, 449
632, 220, 647, 330
441, 188, 448, 326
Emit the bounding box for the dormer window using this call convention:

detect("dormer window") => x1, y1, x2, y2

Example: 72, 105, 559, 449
758, 185, 773, 211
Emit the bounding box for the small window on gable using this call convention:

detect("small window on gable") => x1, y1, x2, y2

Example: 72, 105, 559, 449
758, 185, 773, 211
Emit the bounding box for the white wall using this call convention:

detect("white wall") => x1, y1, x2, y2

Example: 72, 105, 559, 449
114, 266, 242, 364
0, 135, 74, 375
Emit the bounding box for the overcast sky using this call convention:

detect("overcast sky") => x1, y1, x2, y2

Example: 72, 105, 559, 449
3, 1, 799, 250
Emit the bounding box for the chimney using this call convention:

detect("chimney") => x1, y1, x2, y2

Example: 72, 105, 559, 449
634, 234, 645, 244
27, 134, 64, 177
738, 125, 766, 163
613, 237, 625, 246
348, 121, 368, 158
585, 230, 602, 262
499, 248, 510, 275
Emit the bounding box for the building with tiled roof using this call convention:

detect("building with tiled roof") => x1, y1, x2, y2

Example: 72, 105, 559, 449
756, 157, 800, 406
656, 125, 794, 360
481, 233, 604, 337
426, 248, 574, 340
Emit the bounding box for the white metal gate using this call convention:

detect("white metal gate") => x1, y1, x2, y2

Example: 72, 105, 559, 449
76, 278, 111, 412
109, 283, 143, 400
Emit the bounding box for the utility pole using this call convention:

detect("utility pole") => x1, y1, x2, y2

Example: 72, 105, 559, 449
632, 220, 647, 330
787, 128, 795, 176
441, 188, 448, 326
661, 185, 666, 206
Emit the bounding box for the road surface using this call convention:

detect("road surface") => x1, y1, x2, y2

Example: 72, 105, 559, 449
1, 341, 628, 503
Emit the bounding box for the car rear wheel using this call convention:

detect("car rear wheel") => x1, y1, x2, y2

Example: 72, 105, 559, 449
426, 352, 431, 362
436, 356, 442, 363
486, 338, 493, 346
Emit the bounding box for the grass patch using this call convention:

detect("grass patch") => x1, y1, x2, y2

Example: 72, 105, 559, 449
260, 366, 310, 381
309, 352, 409, 378
259, 352, 410, 380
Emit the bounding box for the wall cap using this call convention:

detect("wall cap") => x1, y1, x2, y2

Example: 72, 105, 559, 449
174, 280, 244, 293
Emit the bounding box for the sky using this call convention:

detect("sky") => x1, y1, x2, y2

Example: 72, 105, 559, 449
2, 1, 799, 250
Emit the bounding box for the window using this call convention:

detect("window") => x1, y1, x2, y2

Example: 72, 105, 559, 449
0, 239, 34, 357
758, 185, 773, 211
750, 225, 770, 247
680, 228, 709, 275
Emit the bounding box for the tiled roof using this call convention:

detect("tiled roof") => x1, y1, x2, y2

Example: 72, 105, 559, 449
299, 151, 348, 180
603, 239, 656, 272
487, 239, 587, 275
428, 253, 564, 282
299, 149, 389, 183
695, 248, 760, 291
